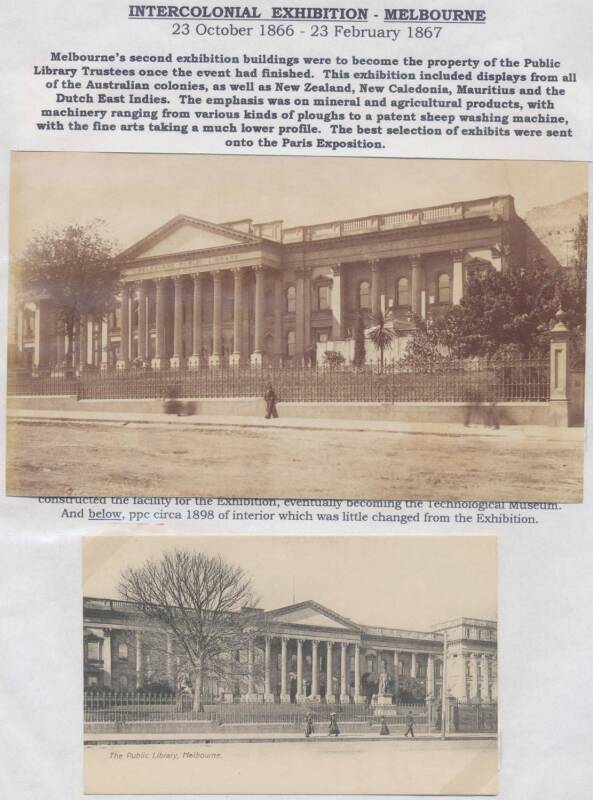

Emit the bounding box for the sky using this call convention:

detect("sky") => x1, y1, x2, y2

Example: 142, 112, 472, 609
83, 535, 496, 632
10, 152, 587, 254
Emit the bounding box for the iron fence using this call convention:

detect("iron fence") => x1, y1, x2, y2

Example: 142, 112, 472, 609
9, 359, 550, 403
83, 692, 429, 727
451, 701, 498, 733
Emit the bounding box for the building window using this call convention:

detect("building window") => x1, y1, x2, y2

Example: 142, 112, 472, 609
132, 298, 139, 328
359, 281, 371, 309
87, 640, 101, 661
397, 277, 410, 307
317, 284, 330, 310
118, 643, 128, 660
286, 285, 296, 313
437, 273, 451, 304
119, 675, 128, 691
286, 330, 296, 357
366, 656, 375, 673
316, 330, 330, 343
87, 675, 99, 688
23, 310, 35, 337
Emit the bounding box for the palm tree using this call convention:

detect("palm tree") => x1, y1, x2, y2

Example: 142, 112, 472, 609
366, 309, 397, 372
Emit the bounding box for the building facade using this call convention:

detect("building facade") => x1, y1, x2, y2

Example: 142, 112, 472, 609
83, 597, 497, 705
16, 195, 525, 372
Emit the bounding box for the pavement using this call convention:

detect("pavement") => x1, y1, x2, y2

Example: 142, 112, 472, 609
85, 730, 496, 746
7, 407, 583, 442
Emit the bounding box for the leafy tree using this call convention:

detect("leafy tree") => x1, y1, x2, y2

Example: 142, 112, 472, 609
440, 262, 574, 358
574, 214, 588, 272
18, 220, 120, 368
119, 550, 261, 711
399, 314, 456, 371
352, 313, 366, 366
366, 309, 397, 372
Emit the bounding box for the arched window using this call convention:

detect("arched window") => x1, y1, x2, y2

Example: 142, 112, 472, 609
286, 285, 296, 313
118, 643, 128, 660
397, 277, 410, 307
359, 280, 371, 309
286, 330, 296, 357
437, 273, 451, 304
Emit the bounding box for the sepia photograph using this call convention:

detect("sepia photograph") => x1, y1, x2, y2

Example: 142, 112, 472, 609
7, 153, 587, 500
83, 535, 497, 794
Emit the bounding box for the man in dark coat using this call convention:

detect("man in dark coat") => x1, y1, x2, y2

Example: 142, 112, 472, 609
264, 383, 279, 419
404, 712, 415, 738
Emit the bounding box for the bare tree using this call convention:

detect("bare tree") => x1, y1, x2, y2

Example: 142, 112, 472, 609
119, 550, 261, 710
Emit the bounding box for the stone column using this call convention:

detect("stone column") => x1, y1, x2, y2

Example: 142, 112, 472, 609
32, 300, 51, 373
462, 654, 470, 702
409, 255, 424, 318
411, 652, 417, 679
330, 264, 345, 340
296, 639, 304, 702
481, 654, 491, 702
325, 641, 335, 703
102, 629, 112, 689
310, 640, 320, 701
135, 631, 143, 690
451, 249, 465, 304
393, 650, 399, 699
549, 313, 570, 426
280, 637, 290, 703
166, 634, 173, 686
230, 268, 244, 366
295, 267, 308, 362
370, 259, 381, 316
77, 314, 89, 373
427, 655, 435, 698
170, 276, 185, 368
354, 643, 364, 703
188, 273, 203, 368
137, 281, 147, 361
151, 278, 167, 370
209, 271, 223, 367
273, 276, 283, 360
340, 642, 349, 704
470, 653, 479, 700
100, 316, 110, 371
244, 636, 258, 701
116, 285, 130, 369
55, 320, 65, 367
251, 265, 266, 365
264, 637, 274, 702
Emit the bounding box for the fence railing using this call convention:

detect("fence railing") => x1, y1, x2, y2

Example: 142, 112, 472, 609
83, 692, 429, 725
8, 359, 550, 403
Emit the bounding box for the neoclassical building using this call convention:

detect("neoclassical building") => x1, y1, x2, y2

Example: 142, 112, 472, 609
16, 194, 525, 371
83, 597, 497, 705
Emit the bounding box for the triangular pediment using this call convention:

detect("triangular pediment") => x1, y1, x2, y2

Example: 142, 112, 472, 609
120, 215, 260, 261
267, 601, 359, 631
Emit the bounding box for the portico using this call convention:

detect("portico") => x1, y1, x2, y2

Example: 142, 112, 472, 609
83, 597, 497, 705
14, 195, 524, 372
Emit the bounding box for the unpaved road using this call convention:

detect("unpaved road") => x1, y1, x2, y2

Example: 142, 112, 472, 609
6, 419, 583, 501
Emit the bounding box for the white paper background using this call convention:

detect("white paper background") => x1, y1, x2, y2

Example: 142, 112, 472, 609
1, 0, 593, 797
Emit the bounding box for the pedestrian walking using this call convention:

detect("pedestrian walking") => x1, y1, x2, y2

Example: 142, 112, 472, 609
379, 715, 390, 736
264, 383, 279, 419
328, 712, 340, 736
404, 712, 415, 738
304, 711, 314, 738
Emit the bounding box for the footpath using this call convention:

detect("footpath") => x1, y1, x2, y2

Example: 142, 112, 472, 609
7, 407, 582, 442
85, 730, 496, 746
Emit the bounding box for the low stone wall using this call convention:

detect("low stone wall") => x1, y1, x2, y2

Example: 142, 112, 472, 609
8, 394, 574, 426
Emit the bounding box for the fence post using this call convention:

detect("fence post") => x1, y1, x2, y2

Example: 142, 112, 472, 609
549, 312, 570, 427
